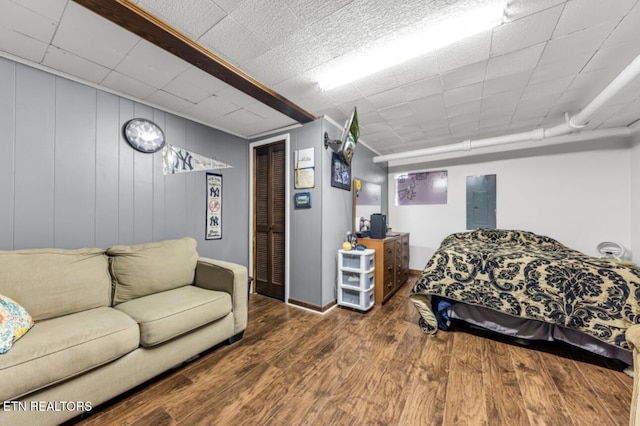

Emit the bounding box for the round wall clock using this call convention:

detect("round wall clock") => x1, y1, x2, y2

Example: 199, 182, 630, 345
123, 118, 166, 153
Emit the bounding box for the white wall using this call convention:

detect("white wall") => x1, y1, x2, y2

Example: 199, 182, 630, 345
388, 140, 632, 270
631, 130, 640, 263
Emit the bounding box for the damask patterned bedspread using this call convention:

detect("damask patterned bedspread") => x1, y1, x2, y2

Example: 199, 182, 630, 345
409, 229, 640, 350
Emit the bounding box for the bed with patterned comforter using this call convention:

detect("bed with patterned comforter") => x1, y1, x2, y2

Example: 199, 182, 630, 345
410, 229, 640, 359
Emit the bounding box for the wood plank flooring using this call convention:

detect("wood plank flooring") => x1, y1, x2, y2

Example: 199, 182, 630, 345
71, 277, 633, 425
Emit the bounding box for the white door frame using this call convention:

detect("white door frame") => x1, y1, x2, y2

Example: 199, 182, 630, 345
248, 134, 291, 303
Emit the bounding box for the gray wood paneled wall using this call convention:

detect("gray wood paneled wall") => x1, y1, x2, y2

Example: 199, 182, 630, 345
0, 57, 249, 265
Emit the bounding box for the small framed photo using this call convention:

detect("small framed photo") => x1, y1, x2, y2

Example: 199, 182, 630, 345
294, 192, 312, 209
330, 152, 351, 191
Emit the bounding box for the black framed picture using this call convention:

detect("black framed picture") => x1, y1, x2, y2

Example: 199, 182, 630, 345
206, 172, 222, 240
330, 152, 351, 191
294, 192, 312, 209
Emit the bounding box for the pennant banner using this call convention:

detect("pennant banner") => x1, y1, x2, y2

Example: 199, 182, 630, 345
162, 144, 232, 175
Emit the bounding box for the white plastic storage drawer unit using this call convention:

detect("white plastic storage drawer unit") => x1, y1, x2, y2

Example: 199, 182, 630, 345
337, 249, 375, 311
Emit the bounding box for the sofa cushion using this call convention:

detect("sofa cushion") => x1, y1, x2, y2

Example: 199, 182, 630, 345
0, 307, 139, 402
0, 248, 111, 321
0, 294, 34, 354
114, 285, 232, 347
108, 237, 198, 305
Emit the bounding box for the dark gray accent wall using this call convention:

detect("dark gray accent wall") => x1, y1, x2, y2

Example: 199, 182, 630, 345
259, 117, 387, 309
321, 118, 387, 306
0, 57, 249, 266
289, 121, 324, 305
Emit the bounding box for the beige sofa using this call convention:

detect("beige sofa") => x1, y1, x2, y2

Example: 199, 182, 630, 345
0, 237, 247, 426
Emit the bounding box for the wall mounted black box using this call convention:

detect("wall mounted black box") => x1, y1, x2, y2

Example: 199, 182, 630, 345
370, 214, 386, 239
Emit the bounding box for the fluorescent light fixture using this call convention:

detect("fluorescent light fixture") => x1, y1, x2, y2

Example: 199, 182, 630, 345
317, 1, 506, 91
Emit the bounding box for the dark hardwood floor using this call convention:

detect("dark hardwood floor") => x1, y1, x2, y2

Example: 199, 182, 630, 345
72, 276, 633, 425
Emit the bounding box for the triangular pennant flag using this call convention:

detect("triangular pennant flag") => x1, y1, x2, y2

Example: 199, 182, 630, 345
162, 144, 232, 175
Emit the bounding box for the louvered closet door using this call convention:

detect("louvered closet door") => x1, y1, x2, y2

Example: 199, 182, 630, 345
254, 141, 285, 300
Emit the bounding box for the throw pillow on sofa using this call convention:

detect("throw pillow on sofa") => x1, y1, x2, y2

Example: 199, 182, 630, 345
108, 237, 199, 304
0, 294, 34, 354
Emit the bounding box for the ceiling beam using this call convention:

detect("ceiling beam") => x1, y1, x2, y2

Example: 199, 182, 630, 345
71, 0, 316, 124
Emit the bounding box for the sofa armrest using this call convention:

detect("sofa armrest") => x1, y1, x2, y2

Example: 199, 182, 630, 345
627, 325, 640, 426
194, 257, 247, 334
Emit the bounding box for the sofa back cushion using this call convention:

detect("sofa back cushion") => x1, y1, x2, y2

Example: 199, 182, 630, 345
0, 248, 111, 321
108, 237, 198, 305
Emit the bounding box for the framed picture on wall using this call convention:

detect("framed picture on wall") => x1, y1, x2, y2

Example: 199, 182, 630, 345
330, 152, 351, 191
206, 172, 222, 240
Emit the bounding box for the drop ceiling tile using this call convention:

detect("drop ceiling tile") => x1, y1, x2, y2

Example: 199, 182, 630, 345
242, 50, 299, 87
286, 0, 353, 27
483, 71, 532, 96
11, 0, 68, 21
447, 99, 482, 118
42, 45, 110, 84
0, 25, 48, 63
425, 126, 451, 138
161, 76, 212, 104
479, 114, 512, 128
212, 0, 244, 13
338, 98, 376, 116
448, 120, 478, 136
389, 115, 422, 131
512, 101, 549, 120
216, 86, 256, 108
540, 22, 616, 65
367, 88, 408, 110
363, 121, 394, 135
101, 71, 156, 100
448, 113, 479, 129
486, 43, 545, 80
391, 51, 439, 86
116, 40, 191, 88
198, 16, 268, 66
599, 103, 640, 127
291, 90, 334, 112
521, 76, 573, 101
325, 84, 365, 105
1, 0, 58, 44
348, 70, 398, 98
582, 41, 640, 74
508, 117, 544, 131
553, 0, 636, 37
224, 107, 264, 125
243, 100, 286, 120
230, 0, 301, 47
436, 30, 492, 73
269, 33, 335, 77
491, 5, 563, 57
443, 82, 483, 107
379, 103, 413, 120
408, 95, 447, 119
171, 66, 230, 96
398, 76, 443, 102
529, 53, 590, 85
52, 2, 140, 68
145, 90, 194, 113
504, 0, 567, 21
137, 0, 226, 39
566, 68, 619, 95
481, 88, 524, 109
476, 123, 511, 136
601, 9, 640, 49
190, 94, 240, 116
440, 60, 487, 91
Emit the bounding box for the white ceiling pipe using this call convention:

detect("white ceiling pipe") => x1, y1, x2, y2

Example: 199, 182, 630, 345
374, 53, 640, 164
386, 127, 630, 168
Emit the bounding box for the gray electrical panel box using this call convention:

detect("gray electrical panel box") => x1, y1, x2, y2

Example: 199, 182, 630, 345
466, 175, 496, 229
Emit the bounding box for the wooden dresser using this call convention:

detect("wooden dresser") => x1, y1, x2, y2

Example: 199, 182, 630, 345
358, 232, 410, 305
